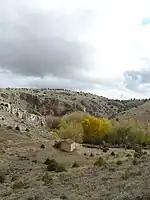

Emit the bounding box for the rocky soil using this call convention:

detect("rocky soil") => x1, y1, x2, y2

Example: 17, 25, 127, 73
0, 125, 150, 200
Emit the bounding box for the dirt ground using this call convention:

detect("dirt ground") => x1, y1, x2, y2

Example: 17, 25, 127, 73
0, 127, 150, 200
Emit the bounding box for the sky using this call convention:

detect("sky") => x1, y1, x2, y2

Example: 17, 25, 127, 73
1, 0, 150, 99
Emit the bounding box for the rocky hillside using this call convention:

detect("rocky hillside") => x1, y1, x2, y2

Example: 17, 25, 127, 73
116, 101, 150, 122
0, 88, 150, 200
0, 88, 149, 119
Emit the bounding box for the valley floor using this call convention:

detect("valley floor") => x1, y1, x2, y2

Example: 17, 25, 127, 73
0, 127, 150, 200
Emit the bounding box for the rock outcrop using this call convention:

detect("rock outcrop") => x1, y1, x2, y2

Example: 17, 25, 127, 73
0, 100, 46, 127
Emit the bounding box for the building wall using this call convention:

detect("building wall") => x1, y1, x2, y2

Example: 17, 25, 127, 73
60, 142, 76, 152
70, 142, 76, 152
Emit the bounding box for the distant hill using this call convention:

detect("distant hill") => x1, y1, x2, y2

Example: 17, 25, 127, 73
115, 101, 150, 122
0, 88, 149, 119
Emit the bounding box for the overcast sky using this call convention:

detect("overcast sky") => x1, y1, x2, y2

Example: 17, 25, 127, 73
1, 0, 150, 99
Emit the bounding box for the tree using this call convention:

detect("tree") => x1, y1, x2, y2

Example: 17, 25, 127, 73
81, 116, 112, 144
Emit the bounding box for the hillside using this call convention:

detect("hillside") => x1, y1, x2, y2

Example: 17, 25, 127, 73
0, 88, 150, 199
0, 88, 148, 119
116, 101, 150, 122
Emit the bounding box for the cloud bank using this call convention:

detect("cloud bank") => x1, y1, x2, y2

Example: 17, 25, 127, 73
1, 0, 150, 99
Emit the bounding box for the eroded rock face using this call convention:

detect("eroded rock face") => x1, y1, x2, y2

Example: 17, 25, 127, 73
0, 100, 47, 127
19, 92, 86, 116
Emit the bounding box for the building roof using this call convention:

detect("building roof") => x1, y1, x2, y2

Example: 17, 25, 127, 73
62, 138, 75, 144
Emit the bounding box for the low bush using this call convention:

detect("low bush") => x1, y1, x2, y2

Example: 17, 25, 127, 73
12, 181, 24, 190
110, 151, 115, 156
0, 171, 5, 183
132, 158, 138, 165
42, 172, 53, 185
46, 159, 66, 172
134, 146, 143, 158
40, 144, 45, 149
44, 158, 53, 165
90, 152, 94, 157
7, 125, 12, 129
94, 157, 105, 166
15, 126, 20, 131
116, 160, 123, 165
126, 153, 131, 157
102, 147, 109, 153
72, 161, 79, 168
46, 115, 61, 129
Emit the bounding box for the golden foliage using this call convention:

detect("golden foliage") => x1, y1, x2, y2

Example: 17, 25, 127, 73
53, 111, 150, 145
81, 116, 112, 137
81, 116, 112, 144
57, 119, 84, 143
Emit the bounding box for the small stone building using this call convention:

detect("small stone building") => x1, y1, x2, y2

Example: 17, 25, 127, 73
60, 139, 76, 152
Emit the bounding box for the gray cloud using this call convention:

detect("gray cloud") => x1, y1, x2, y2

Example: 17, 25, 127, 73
0, 1, 95, 79
124, 60, 150, 94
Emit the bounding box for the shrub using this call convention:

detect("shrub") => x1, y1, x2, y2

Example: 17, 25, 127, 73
132, 158, 138, 165
103, 147, 109, 153
12, 181, 24, 190
15, 126, 20, 131
0, 171, 5, 183
134, 146, 143, 158
116, 160, 123, 165
40, 144, 45, 149
42, 172, 53, 185
94, 157, 105, 166
32, 160, 37, 163
126, 153, 131, 157
90, 152, 94, 157
126, 144, 132, 149
11, 176, 17, 182
110, 151, 115, 156
143, 151, 148, 155
46, 115, 61, 129
72, 161, 79, 168
60, 194, 68, 200
46, 159, 66, 172
7, 125, 12, 129
44, 158, 52, 165
109, 167, 116, 172
110, 119, 150, 146
25, 128, 29, 132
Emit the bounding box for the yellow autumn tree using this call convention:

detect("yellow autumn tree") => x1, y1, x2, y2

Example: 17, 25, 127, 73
81, 116, 112, 144
57, 119, 84, 143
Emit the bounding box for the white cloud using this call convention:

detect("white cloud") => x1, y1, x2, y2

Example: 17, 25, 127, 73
1, 0, 150, 99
